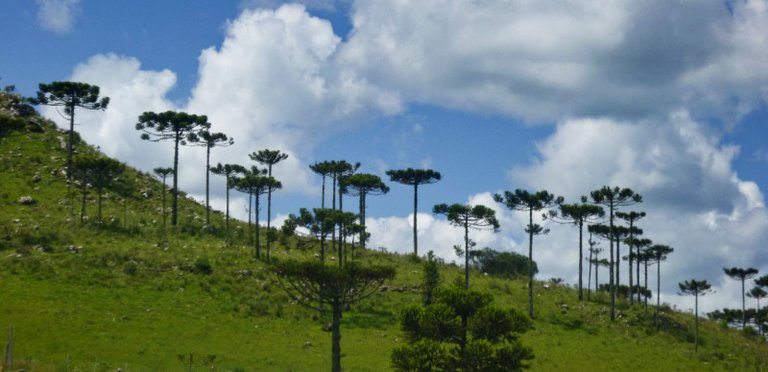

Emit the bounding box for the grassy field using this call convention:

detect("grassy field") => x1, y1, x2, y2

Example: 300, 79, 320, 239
1, 97, 767, 371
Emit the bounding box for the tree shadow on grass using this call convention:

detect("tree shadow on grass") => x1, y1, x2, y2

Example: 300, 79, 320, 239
344, 307, 397, 330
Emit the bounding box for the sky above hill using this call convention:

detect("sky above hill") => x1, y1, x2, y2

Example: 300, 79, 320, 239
3, 0, 768, 314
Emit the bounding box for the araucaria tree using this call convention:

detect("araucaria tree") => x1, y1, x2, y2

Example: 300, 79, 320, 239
210, 163, 246, 242
341, 173, 389, 251
136, 111, 210, 226
386, 168, 442, 255
31, 81, 110, 180
494, 189, 563, 318
272, 260, 395, 372
678, 279, 714, 352
235, 174, 281, 260
153, 167, 173, 233
747, 287, 767, 336
556, 196, 604, 301
391, 286, 534, 371
190, 130, 233, 227
615, 210, 646, 303
589, 186, 642, 321
310, 161, 335, 208
723, 267, 759, 328
250, 149, 289, 257
647, 244, 673, 324
433, 203, 499, 289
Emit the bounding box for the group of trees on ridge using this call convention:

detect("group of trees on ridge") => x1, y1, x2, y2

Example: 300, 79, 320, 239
4, 81, 766, 368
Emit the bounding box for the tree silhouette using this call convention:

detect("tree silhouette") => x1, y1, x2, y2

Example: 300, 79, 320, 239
88, 157, 124, 224
723, 267, 759, 328
272, 260, 395, 372
286, 208, 336, 263
341, 173, 389, 251
136, 111, 210, 226
153, 167, 173, 233
330, 161, 360, 257
616, 211, 646, 303
433, 203, 499, 290
590, 186, 642, 321
678, 279, 714, 352
234, 172, 279, 259
647, 244, 673, 325
31, 81, 110, 180
310, 161, 335, 209
386, 168, 442, 255
556, 196, 604, 301
210, 163, 246, 243
189, 130, 233, 227
494, 189, 563, 318
586, 230, 601, 300
249, 149, 289, 258
625, 237, 653, 303
392, 286, 533, 371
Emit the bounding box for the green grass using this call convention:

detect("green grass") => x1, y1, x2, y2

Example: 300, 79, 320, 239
1, 104, 767, 371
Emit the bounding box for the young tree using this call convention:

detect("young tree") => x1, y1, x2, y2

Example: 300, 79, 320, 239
723, 267, 759, 328
423, 251, 441, 305
615, 211, 646, 303
433, 203, 499, 289
391, 286, 534, 371
386, 168, 442, 255
87, 157, 124, 224
590, 186, 642, 321
494, 189, 563, 318
678, 279, 714, 352
310, 161, 335, 209
586, 231, 600, 300
31, 81, 110, 180
189, 130, 233, 227
647, 244, 674, 325
286, 208, 336, 262
341, 173, 389, 250
249, 149, 289, 257
272, 260, 395, 372
153, 167, 174, 233
210, 163, 246, 242
626, 237, 653, 303
471, 248, 538, 279
556, 197, 604, 301
136, 111, 210, 226
329, 161, 359, 257
233, 173, 278, 259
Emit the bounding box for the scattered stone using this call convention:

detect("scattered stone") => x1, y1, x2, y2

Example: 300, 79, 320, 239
57, 136, 67, 150
35, 244, 53, 253
302, 341, 313, 349
379, 285, 389, 292
17, 196, 35, 205
32, 174, 41, 183
140, 188, 153, 198
67, 245, 82, 253
322, 323, 333, 332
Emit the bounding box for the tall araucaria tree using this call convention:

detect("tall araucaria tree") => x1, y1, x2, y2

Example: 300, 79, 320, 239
272, 260, 395, 372
341, 173, 390, 251
647, 244, 673, 325
386, 168, 442, 256
136, 111, 210, 226
330, 161, 360, 254
589, 186, 642, 321
433, 203, 499, 290
31, 81, 110, 180
678, 279, 714, 353
626, 237, 653, 303
555, 196, 604, 301
250, 149, 289, 257
494, 189, 563, 319
310, 161, 335, 209
210, 163, 246, 243
616, 211, 646, 303
153, 167, 173, 233
189, 130, 233, 227
747, 287, 768, 336
235, 174, 281, 260
723, 267, 759, 328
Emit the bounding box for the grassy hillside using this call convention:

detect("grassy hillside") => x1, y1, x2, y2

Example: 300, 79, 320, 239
1, 93, 767, 371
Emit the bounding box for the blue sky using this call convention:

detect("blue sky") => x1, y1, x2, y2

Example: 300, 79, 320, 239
3, 0, 768, 313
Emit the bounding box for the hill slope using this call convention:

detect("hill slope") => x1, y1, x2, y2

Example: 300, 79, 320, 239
1, 92, 767, 371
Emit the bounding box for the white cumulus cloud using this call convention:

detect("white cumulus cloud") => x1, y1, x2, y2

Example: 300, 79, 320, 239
36, 0, 81, 33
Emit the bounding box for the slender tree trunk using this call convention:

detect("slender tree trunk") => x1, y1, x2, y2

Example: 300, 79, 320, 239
331, 175, 337, 260
266, 165, 273, 261
359, 192, 366, 250
413, 183, 419, 255
205, 146, 211, 227
321, 175, 326, 209
80, 182, 87, 224
225, 175, 230, 244
578, 221, 584, 301
528, 208, 535, 319
636, 245, 641, 303
656, 259, 661, 325
331, 297, 342, 372
66, 99, 75, 180
609, 203, 615, 321
161, 178, 167, 234
644, 259, 649, 312
172, 133, 180, 226
628, 222, 634, 304
338, 181, 344, 268
742, 278, 747, 329
464, 218, 470, 290
595, 261, 599, 293
616, 238, 621, 291
694, 293, 699, 353
587, 245, 593, 301
255, 192, 261, 259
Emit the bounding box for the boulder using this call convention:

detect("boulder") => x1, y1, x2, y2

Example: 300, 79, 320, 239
17, 196, 35, 205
